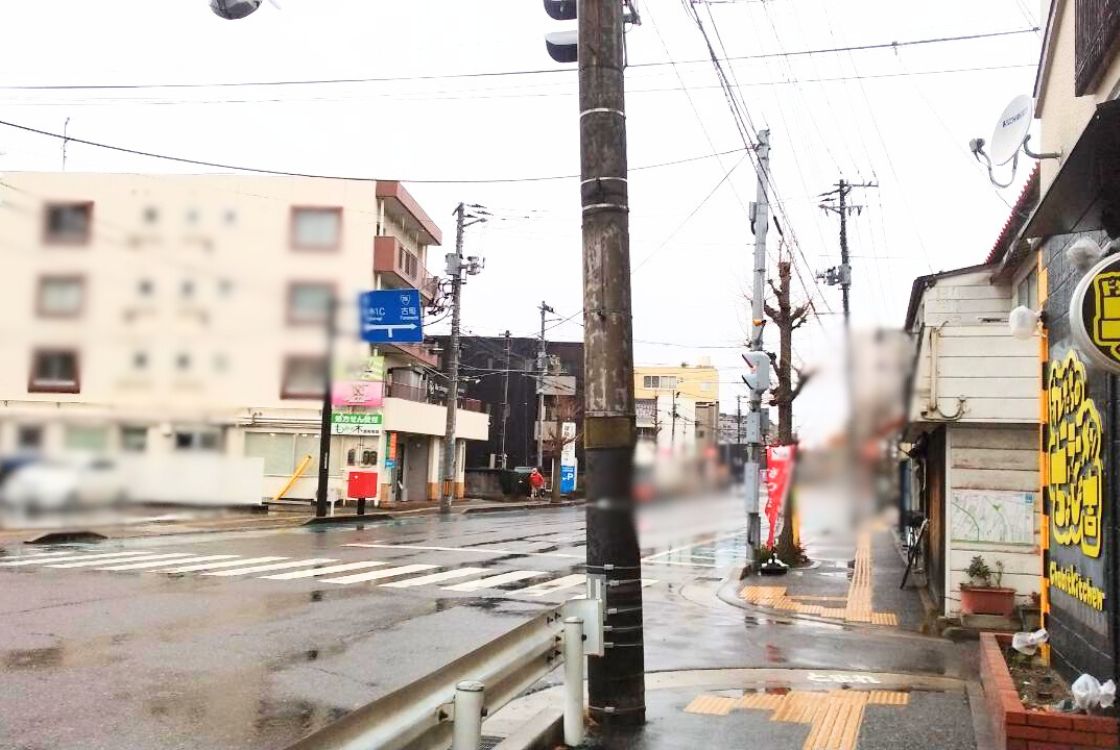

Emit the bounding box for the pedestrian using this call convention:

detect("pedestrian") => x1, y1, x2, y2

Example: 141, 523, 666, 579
528, 467, 545, 499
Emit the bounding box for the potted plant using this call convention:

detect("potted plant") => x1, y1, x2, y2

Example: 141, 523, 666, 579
960, 555, 1016, 616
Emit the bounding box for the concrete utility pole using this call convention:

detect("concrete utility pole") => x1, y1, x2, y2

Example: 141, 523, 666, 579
736, 394, 742, 445
578, 0, 646, 727
536, 301, 554, 469
499, 329, 512, 469
670, 390, 678, 455
743, 129, 773, 566
441, 203, 486, 514
314, 295, 338, 518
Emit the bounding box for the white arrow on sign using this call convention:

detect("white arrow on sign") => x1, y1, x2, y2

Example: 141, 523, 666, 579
362, 323, 418, 338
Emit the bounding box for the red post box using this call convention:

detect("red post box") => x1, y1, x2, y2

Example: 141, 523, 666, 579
347, 470, 379, 499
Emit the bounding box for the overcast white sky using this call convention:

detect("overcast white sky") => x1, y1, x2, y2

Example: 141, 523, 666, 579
0, 0, 1043, 443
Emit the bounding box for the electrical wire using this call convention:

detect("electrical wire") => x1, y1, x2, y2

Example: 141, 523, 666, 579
0, 118, 746, 185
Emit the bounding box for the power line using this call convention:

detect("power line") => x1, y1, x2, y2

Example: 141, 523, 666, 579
0, 118, 745, 184
0, 28, 1038, 92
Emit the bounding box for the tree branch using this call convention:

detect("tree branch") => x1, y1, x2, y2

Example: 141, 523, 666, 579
764, 303, 780, 322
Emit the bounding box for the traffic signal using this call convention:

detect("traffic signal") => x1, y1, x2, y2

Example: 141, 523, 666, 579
543, 0, 578, 63
741, 351, 772, 394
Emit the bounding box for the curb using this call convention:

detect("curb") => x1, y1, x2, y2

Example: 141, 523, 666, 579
302, 513, 395, 527
462, 500, 584, 515
490, 707, 563, 750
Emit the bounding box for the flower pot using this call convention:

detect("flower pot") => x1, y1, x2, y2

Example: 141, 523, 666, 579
960, 584, 1016, 617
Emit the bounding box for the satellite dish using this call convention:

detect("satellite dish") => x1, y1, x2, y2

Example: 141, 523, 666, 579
989, 95, 1033, 166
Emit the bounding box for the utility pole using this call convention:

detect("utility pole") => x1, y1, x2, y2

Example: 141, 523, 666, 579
536, 301, 554, 469
499, 329, 512, 469
578, 0, 646, 728
440, 203, 486, 514
742, 129, 773, 567
736, 395, 742, 445
670, 390, 678, 455
819, 178, 876, 520
315, 295, 337, 518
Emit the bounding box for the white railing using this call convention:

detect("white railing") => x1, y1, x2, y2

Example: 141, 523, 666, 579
286, 597, 603, 750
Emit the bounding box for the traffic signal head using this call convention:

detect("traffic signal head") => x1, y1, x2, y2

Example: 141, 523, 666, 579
543, 0, 577, 63
741, 351, 772, 394
543, 0, 577, 20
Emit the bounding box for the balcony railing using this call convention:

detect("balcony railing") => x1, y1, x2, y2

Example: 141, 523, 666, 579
373, 236, 438, 302
1075, 0, 1120, 95
385, 381, 485, 413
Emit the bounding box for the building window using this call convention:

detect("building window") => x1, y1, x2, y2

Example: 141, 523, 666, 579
246, 432, 341, 476
218, 278, 234, 298
174, 428, 221, 451
28, 349, 80, 393
16, 425, 43, 451
281, 355, 327, 399
44, 202, 92, 245
223, 209, 237, 226
1017, 267, 1039, 310
287, 282, 334, 325
213, 353, 229, 372
138, 278, 154, 297
121, 426, 148, 453
36, 275, 85, 318
291, 207, 342, 250
64, 425, 108, 452
185, 208, 199, 225
180, 279, 195, 299
143, 206, 159, 224
175, 353, 191, 371
133, 351, 148, 370
643, 375, 678, 390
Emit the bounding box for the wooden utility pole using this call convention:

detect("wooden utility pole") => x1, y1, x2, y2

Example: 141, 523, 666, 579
579, 0, 645, 727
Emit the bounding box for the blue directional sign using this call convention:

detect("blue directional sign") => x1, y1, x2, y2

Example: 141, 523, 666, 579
560, 464, 577, 494
359, 289, 424, 344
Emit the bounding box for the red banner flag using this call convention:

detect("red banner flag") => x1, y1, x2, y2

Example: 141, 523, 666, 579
764, 445, 796, 548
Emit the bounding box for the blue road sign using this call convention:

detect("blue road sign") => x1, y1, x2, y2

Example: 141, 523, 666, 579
384, 459, 397, 470
359, 289, 424, 344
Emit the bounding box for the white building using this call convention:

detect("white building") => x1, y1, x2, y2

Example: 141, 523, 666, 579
0, 173, 488, 506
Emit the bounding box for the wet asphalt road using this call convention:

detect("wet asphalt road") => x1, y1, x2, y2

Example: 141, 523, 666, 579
0, 492, 979, 750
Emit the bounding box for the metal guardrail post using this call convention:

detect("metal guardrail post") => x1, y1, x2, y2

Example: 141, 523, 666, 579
452, 680, 485, 750
563, 617, 585, 746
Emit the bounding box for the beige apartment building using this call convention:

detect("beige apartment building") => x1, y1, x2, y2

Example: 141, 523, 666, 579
633, 362, 720, 455
0, 173, 488, 505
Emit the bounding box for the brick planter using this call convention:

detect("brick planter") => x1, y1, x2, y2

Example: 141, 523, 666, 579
979, 633, 1119, 749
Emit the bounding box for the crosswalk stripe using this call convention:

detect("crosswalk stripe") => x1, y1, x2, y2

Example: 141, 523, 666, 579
443, 570, 546, 592
517, 574, 586, 597
162, 556, 288, 573
0, 550, 150, 567
204, 559, 337, 577
320, 564, 437, 585
99, 555, 238, 571
49, 552, 196, 569
381, 568, 488, 588
262, 560, 387, 580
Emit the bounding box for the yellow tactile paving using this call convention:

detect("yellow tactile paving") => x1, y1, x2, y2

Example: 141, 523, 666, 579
740, 527, 901, 628
686, 689, 909, 750
683, 694, 739, 715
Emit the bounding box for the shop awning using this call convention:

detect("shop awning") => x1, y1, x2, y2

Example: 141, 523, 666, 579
1021, 99, 1120, 239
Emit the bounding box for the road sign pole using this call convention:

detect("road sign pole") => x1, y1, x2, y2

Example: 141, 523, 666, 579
315, 295, 337, 519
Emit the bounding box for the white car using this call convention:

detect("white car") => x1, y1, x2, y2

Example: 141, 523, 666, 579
1, 457, 129, 512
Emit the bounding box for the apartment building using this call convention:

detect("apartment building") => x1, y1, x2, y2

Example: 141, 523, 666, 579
0, 173, 488, 505
634, 362, 719, 455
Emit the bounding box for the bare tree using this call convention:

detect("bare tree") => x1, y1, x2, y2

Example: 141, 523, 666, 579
547, 395, 582, 503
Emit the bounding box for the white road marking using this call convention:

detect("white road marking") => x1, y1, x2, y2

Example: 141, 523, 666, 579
262, 560, 387, 580
99, 555, 238, 571
204, 558, 337, 577
0, 551, 150, 567
163, 556, 287, 573
321, 564, 437, 585
443, 570, 547, 592
517, 574, 587, 597
381, 568, 488, 588
48, 553, 192, 569
640, 531, 744, 561
642, 579, 658, 587
343, 543, 581, 559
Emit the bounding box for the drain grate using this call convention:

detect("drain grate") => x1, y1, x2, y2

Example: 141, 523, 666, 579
480, 735, 505, 750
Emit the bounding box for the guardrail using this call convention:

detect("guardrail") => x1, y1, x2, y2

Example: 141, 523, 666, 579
287, 597, 603, 750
